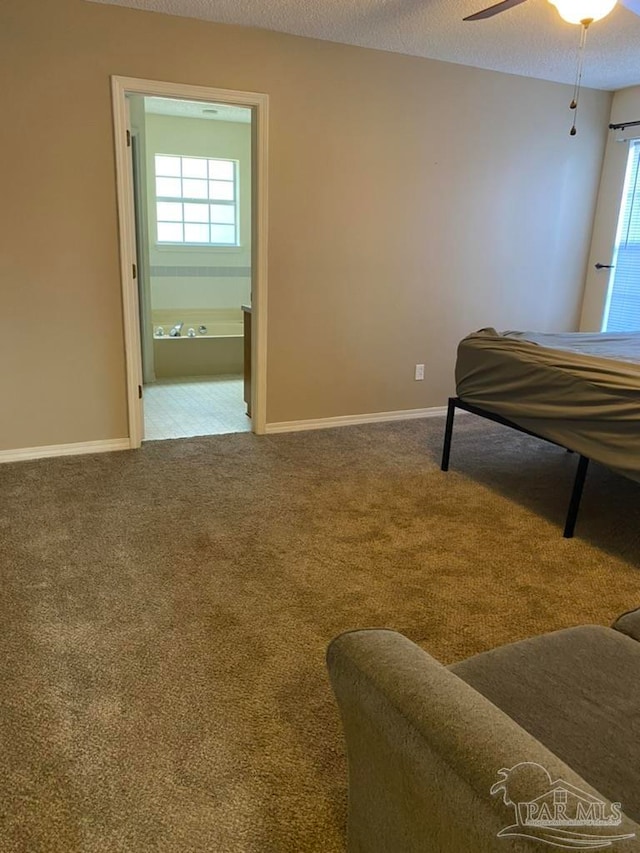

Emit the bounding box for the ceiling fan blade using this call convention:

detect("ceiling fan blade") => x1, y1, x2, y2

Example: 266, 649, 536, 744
464, 0, 529, 20
620, 0, 640, 15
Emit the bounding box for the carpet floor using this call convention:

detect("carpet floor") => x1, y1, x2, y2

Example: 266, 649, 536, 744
1, 416, 639, 852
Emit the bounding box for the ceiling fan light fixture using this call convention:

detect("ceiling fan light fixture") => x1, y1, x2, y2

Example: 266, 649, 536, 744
548, 0, 617, 24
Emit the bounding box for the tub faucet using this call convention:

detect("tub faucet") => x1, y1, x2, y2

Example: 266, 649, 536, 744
169, 322, 184, 337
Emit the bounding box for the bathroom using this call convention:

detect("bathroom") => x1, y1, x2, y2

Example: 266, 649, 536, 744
129, 94, 252, 440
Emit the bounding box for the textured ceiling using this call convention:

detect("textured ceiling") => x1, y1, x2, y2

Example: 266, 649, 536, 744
144, 97, 252, 122
89, 0, 640, 91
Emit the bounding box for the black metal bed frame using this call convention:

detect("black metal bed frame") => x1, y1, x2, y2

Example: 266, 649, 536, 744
441, 397, 590, 539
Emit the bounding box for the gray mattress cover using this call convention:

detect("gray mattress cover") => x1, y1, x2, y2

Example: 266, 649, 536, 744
455, 328, 640, 483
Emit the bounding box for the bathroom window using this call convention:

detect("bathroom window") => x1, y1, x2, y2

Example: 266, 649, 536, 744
154, 155, 238, 246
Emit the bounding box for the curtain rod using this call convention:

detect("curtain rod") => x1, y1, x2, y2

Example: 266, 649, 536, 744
609, 120, 640, 130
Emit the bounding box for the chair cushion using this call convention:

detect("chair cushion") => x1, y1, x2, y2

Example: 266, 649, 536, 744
450, 626, 640, 822
613, 606, 640, 643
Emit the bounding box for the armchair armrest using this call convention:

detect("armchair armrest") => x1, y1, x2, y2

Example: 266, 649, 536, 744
612, 606, 640, 642
327, 628, 639, 853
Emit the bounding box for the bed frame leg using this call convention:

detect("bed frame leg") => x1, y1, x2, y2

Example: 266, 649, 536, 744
441, 397, 457, 471
563, 455, 589, 539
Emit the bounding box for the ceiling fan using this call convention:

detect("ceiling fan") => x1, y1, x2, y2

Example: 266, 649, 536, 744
464, 0, 640, 24
464, 0, 640, 134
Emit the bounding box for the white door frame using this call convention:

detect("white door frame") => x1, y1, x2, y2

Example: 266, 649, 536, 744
111, 75, 269, 444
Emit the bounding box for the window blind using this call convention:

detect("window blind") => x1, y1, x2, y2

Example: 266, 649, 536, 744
604, 140, 640, 332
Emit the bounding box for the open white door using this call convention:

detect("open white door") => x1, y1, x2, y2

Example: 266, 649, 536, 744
113, 93, 145, 446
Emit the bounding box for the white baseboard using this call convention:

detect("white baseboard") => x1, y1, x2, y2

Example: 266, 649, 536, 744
0, 407, 450, 459
265, 406, 448, 435
0, 438, 131, 464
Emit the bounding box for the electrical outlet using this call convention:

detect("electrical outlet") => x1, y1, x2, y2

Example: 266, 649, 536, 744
415, 363, 425, 381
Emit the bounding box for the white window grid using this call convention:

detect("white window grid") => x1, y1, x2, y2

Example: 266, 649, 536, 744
154, 154, 239, 246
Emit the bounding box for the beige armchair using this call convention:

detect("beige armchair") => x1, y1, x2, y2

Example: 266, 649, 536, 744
327, 620, 640, 852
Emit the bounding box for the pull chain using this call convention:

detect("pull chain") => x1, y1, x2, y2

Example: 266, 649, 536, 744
570, 20, 590, 136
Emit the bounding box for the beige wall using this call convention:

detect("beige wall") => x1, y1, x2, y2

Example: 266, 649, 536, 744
1, 0, 611, 449
580, 85, 640, 331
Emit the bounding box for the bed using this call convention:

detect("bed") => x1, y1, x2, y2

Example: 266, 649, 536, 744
441, 328, 640, 536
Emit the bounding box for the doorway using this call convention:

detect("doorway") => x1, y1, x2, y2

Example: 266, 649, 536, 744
111, 77, 268, 446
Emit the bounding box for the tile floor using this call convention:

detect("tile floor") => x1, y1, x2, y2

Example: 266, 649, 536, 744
143, 375, 251, 440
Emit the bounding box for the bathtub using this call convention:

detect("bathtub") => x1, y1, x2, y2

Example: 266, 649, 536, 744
152, 309, 244, 378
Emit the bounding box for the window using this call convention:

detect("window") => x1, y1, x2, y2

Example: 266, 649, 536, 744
603, 140, 640, 331
154, 154, 238, 246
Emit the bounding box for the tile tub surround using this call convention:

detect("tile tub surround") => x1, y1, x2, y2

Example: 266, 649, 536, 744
152, 309, 243, 377
152, 308, 243, 338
